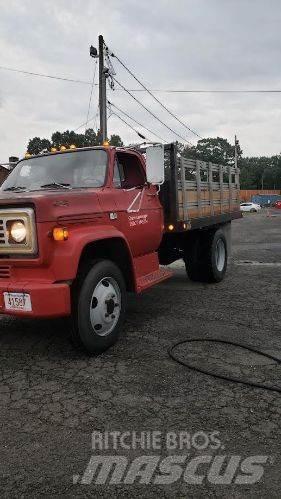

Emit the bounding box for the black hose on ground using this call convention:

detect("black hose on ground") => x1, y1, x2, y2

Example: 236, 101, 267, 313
168, 338, 281, 394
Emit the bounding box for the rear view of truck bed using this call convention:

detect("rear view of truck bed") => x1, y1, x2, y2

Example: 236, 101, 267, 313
160, 143, 241, 231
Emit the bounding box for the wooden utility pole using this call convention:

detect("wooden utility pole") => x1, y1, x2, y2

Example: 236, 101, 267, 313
98, 35, 107, 142
234, 135, 238, 169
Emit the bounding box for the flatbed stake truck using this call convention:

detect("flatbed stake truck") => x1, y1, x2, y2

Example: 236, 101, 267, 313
0, 143, 241, 353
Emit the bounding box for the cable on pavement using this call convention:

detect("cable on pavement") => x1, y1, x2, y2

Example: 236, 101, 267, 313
168, 338, 281, 394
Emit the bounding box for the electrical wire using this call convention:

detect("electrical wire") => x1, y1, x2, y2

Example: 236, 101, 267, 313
109, 49, 203, 139
2, 65, 281, 94
84, 60, 98, 135
112, 76, 193, 145
2, 65, 281, 93
168, 338, 281, 394
108, 100, 166, 142
108, 108, 148, 141
0, 65, 91, 85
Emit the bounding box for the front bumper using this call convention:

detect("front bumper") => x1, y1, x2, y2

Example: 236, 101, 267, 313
0, 280, 71, 318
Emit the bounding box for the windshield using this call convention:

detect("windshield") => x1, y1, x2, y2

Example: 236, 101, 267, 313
1, 149, 108, 192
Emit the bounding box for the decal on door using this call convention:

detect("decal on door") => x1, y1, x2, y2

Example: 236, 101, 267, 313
128, 214, 148, 227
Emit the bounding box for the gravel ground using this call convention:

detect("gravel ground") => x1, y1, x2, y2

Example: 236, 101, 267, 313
0, 210, 280, 497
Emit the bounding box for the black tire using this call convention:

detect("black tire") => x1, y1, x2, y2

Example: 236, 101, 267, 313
71, 260, 127, 354
184, 229, 228, 283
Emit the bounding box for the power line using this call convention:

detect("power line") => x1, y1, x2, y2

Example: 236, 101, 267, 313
119, 89, 281, 94
2, 66, 281, 94
112, 76, 193, 145
0, 65, 91, 85
108, 49, 202, 139
108, 107, 148, 141
2, 65, 281, 93
84, 60, 98, 134
108, 100, 166, 142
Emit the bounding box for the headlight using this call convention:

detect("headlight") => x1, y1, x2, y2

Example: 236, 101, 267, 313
10, 221, 27, 243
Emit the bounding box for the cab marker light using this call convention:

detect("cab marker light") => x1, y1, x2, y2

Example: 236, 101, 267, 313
53, 227, 69, 241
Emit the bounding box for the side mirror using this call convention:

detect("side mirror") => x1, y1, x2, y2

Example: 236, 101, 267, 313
146, 145, 164, 185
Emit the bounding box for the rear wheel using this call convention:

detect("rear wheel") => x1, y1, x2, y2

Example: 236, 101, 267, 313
184, 229, 228, 283
71, 260, 126, 354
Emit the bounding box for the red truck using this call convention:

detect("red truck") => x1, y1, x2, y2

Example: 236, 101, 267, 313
0, 143, 241, 353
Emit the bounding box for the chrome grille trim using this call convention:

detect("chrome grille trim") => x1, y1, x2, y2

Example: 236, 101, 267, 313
0, 208, 37, 255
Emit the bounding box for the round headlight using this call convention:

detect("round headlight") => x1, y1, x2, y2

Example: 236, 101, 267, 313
10, 221, 27, 243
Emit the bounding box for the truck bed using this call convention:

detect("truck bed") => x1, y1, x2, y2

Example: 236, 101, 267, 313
160, 143, 241, 231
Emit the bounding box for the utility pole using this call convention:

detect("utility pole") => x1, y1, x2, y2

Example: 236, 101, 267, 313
234, 135, 238, 169
98, 35, 107, 142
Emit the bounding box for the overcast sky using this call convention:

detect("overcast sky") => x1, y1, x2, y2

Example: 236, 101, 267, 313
0, 0, 281, 161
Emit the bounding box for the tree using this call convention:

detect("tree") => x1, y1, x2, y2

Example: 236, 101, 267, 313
27, 129, 123, 154
239, 155, 281, 189
181, 137, 242, 166
109, 134, 124, 147
27, 137, 51, 155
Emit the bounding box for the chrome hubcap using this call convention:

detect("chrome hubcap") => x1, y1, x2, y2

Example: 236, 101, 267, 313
215, 239, 226, 272
89, 277, 121, 336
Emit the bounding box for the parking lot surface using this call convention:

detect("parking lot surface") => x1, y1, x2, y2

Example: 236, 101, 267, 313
0, 211, 280, 497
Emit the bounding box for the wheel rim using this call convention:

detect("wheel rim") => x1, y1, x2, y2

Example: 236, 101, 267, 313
215, 239, 226, 272
89, 277, 121, 337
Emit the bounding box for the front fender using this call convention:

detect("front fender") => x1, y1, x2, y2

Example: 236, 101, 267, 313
49, 223, 135, 282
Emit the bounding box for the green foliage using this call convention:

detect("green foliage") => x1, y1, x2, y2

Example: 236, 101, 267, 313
26, 132, 281, 190
239, 155, 281, 189
180, 137, 242, 166
109, 134, 124, 147
178, 136, 281, 189
27, 129, 123, 154
27, 137, 51, 155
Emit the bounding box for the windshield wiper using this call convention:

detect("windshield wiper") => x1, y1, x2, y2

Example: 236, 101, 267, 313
3, 186, 27, 192
40, 182, 72, 190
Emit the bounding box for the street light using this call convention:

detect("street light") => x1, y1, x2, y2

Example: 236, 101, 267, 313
90, 45, 98, 58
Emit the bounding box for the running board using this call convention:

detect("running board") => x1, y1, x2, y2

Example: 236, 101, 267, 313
136, 268, 173, 293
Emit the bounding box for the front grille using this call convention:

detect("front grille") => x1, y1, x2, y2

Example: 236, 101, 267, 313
0, 219, 6, 245
0, 266, 11, 278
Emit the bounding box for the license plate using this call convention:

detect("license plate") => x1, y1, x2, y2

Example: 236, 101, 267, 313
3, 292, 32, 312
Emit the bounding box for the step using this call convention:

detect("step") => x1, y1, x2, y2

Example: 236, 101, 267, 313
136, 267, 173, 293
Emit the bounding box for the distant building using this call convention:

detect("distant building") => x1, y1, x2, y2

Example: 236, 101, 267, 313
0, 156, 19, 185
0, 165, 10, 185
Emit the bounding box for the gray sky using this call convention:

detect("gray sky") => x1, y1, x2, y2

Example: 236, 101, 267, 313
1, 0, 281, 161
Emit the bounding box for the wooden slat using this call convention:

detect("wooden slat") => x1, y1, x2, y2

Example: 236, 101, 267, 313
179, 158, 188, 221
196, 160, 202, 217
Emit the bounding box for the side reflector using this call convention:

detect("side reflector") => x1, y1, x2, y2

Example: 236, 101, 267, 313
53, 227, 69, 241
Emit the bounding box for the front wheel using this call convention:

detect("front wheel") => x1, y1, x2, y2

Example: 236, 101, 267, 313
71, 260, 127, 354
